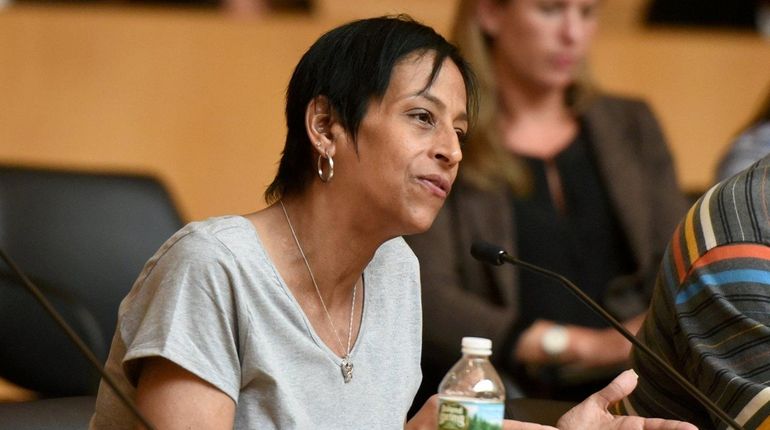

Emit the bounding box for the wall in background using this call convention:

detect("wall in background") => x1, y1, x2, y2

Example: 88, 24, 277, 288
1, 2, 769, 220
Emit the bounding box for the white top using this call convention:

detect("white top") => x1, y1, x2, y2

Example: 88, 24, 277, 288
90, 216, 423, 429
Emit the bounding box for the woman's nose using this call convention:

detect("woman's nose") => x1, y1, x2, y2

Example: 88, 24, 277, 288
433, 130, 463, 165
561, 9, 587, 44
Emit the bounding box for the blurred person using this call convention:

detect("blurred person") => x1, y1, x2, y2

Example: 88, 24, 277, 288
715, 87, 770, 181
405, 0, 688, 406
86, 14, 694, 430
222, 0, 310, 18
622, 152, 770, 430
13, 0, 311, 17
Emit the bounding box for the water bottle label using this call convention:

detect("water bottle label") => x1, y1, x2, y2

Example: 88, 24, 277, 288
437, 398, 504, 430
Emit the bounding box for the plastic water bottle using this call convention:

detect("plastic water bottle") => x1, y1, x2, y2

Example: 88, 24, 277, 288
437, 337, 505, 430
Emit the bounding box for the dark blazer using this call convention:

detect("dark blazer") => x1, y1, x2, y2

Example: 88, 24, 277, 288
405, 95, 689, 380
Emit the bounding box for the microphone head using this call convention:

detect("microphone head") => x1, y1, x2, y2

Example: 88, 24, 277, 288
471, 241, 506, 266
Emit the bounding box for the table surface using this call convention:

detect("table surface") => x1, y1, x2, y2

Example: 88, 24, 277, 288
506, 398, 577, 426
0, 391, 576, 427
0, 378, 37, 403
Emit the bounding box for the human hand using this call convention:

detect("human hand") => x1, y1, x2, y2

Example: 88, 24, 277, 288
565, 326, 632, 368
406, 371, 696, 430
555, 369, 697, 430
515, 320, 632, 368
405, 395, 438, 430
515, 319, 562, 364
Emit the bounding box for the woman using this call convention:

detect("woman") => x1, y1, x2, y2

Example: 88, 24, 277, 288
406, 0, 689, 404
88, 15, 693, 430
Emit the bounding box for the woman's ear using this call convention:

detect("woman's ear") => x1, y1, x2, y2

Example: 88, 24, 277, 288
306, 96, 336, 158
476, 0, 503, 37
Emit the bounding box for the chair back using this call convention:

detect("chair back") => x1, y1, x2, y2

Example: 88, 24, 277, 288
0, 165, 183, 396
0, 396, 95, 430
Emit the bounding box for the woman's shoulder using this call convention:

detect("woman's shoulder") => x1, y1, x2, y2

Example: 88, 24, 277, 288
375, 236, 416, 260
370, 237, 419, 273
587, 93, 652, 115
182, 215, 254, 237
583, 93, 662, 135
152, 215, 260, 266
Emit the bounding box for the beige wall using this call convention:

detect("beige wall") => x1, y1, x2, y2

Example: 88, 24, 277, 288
1, 2, 769, 221
0, 5, 320, 220
592, 30, 770, 189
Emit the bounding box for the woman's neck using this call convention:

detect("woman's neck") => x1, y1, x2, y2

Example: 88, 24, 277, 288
495, 72, 577, 159
496, 70, 569, 121
254, 190, 379, 306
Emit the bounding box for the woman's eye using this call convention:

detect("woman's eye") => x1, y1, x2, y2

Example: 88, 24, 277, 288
537, 1, 562, 14
581, 4, 597, 19
455, 129, 467, 145
411, 110, 435, 126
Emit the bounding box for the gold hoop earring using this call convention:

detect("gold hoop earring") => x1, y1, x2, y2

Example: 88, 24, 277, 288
317, 150, 334, 182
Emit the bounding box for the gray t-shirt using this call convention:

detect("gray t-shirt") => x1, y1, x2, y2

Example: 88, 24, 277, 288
90, 215, 423, 429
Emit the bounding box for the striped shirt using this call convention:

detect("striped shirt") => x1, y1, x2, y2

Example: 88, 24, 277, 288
621, 155, 770, 430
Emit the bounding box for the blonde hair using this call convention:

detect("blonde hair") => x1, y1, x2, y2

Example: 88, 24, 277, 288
451, 0, 598, 195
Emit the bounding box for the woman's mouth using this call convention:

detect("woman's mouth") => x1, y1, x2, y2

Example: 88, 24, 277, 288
417, 174, 451, 198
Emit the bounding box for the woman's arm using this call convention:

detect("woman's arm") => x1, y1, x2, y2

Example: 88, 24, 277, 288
135, 357, 236, 430
514, 314, 645, 368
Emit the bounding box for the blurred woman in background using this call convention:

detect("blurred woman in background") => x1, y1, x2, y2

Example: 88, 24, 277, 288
407, 0, 688, 406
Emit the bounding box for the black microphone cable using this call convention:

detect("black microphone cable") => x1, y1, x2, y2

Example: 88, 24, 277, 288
471, 241, 745, 430
0, 247, 157, 430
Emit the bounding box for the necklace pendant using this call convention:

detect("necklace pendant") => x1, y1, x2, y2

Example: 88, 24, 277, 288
341, 356, 354, 383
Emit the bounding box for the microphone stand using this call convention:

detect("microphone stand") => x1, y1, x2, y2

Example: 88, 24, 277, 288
0, 248, 157, 430
472, 242, 745, 430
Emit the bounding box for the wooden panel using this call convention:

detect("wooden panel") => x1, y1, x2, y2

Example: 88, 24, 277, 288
1, 3, 769, 221
315, 0, 457, 33
0, 5, 326, 219
591, 29, 770, 190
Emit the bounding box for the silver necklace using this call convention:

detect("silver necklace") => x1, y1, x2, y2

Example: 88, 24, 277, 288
280, 200, 357, 383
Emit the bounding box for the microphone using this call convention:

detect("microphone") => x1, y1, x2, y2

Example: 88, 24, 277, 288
0, 247, 157, 430
471, 241, 745, 430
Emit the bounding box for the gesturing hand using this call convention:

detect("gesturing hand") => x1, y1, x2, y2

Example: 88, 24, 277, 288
555, 370, 697, 430
408, 370, 698, 430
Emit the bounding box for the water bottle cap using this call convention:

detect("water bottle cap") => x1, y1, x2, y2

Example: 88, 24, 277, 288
461, 337, 492, 356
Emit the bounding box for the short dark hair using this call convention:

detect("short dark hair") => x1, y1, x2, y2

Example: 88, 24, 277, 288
264, 15, 478, 203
